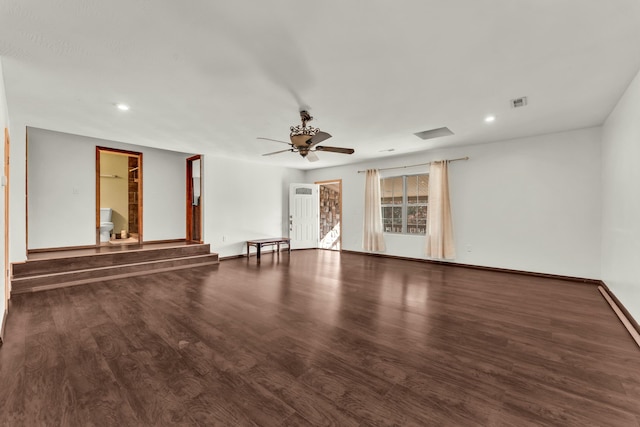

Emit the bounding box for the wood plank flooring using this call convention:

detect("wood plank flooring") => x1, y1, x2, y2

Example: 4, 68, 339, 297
26, 241, 205, 260
1, 250, 639, 426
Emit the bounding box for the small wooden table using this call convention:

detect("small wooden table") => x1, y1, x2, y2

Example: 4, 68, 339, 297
246, 237, 291, 260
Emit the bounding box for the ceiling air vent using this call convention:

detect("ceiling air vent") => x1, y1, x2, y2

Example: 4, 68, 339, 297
414, 127, 454, 140
511, 97, 528, 108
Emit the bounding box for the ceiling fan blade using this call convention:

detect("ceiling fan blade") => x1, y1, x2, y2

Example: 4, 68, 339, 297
262, 149, 292, 157
257, 137, 290, 145
308, 131, 332, 146
306, 151, 320, 162
315, 146, 355, 155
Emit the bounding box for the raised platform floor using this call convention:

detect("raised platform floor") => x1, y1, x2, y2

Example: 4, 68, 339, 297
12, 241, 219, 294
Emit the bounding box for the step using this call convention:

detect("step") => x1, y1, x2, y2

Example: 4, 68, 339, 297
13, 244, 212, 278
11, 253, 219, 294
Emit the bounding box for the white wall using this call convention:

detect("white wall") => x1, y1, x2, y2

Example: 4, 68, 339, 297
140, 145, 190, 241
602, 67, 640, 323
8, 123, 26, 263
27, 128, 191, 250
0, 58, 9, 331
27, 129, 96, 248
306, 127, 602, 279
204, 156, 304, 258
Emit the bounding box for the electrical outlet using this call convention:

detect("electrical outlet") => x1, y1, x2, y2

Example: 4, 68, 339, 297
466, 244, 472, 252
222, 235, 226, 242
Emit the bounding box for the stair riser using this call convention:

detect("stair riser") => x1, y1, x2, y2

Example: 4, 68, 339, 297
14, 245, 211, 278
12, 254, 219, 293
11, 262, 219, 294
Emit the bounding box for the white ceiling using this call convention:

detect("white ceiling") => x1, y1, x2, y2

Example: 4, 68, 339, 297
1, 0, 640, 170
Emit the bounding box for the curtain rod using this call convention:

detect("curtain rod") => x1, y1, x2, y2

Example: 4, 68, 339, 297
356, 156, 469, 173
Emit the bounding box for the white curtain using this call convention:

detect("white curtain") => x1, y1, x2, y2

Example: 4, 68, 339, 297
363, 169, 386, 252
426, 161, 455, 259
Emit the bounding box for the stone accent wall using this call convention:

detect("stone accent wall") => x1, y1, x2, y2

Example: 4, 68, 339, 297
319, 185, 340, 250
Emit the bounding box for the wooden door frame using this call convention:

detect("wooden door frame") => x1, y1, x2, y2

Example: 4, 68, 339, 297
96, 146, 143, 245
315, 179, 343, 251
4, 128, 9, 307
186, 155, 203, 243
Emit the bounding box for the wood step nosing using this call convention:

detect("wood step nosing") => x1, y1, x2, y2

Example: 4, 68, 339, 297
11, 261, 220, 295
23, 243, 210, 261
13, 244, 212, 272
11, 254, 219, 282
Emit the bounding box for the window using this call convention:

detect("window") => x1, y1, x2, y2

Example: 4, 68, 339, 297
380, 174, 428, 234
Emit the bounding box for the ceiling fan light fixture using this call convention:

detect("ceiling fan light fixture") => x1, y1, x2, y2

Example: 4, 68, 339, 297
290, 124, 320, 137
260, 110, 353, 162
290, 110, 320, 139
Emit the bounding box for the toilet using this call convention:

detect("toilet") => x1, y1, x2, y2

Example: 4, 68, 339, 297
99, 208, 114, 243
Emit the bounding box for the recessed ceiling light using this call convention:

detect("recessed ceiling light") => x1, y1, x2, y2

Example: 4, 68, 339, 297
116, 103, 130, 111
484, 115, 496, 123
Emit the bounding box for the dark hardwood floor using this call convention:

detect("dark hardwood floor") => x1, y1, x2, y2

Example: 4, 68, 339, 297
26, 241, 204, 260
1, 250, 639, 426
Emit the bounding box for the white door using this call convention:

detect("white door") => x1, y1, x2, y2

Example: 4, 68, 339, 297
289, 183, 319, 249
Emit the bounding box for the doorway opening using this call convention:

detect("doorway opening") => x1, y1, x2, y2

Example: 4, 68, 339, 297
96, 147, 142, 246
186, 155, 202, 243
316, 179, 342, 251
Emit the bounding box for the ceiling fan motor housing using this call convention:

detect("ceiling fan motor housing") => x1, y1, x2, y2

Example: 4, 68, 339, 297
290, 133, 315, 148
290, 110, 320, 146
298, 146, 310, 157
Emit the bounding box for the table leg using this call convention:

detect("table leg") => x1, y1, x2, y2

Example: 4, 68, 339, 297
247, 242, 250, 257
256, 243, 261, 260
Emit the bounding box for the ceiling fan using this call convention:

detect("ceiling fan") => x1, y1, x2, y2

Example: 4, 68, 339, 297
259, 110, 355, 162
